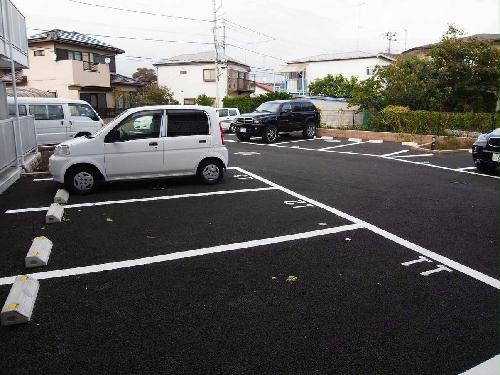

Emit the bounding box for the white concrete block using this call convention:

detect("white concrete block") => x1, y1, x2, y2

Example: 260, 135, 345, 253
1, 276, 39, 326
54, 189, 69, 204
368, 139, 383, 144
46, 203, 64, 224
401, 141, 418, 147
25, 236, 52, 268
348, 138, 362, 142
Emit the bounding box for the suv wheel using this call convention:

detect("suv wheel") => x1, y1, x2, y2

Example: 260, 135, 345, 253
303, 122, 316, 139
229, 123, 235, 133
65, 166, 100, 195
262, 124, 278, 143
236, 132, 251, 141
197, 159, 224, 185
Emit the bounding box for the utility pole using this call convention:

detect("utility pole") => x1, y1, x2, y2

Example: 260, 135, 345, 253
403, 28, 408, 51
212, 0, 222, 107
383, 31, 397, 54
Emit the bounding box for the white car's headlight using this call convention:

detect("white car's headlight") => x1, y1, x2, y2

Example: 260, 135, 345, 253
54, 145, 70, 156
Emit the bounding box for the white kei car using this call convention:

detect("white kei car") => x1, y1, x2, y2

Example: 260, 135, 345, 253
49, 105, 228, 194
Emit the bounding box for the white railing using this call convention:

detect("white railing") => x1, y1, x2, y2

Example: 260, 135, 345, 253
0, 115, 36, 172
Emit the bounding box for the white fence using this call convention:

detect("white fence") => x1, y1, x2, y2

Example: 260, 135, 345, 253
0, 115, 36, 172
320, 110, 364, 129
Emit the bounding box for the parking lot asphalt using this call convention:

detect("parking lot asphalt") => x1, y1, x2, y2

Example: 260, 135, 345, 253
0, 134, 498, 374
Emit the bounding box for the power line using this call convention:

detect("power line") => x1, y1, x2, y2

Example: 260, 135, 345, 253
226, 43, 286, 62
30, 28, 213, 46
222, 18, 275, 41
64, 0, 213, 23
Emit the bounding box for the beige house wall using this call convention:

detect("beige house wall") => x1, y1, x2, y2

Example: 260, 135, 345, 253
23, 42, 111, 98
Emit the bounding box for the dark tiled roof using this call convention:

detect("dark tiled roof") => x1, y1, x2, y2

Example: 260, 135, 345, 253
0, 70, 26, 83
110, 73, 143, 86
154, 51, 249, 68
29, 29, 124, 54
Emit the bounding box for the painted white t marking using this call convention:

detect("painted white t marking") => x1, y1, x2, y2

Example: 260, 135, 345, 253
401, 256, 433, 266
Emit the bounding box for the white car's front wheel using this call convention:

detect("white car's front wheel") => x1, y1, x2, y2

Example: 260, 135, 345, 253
65, 166, 100, 194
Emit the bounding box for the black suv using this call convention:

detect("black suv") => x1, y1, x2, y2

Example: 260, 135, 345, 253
472, 128, 499, 172
234, 100, 319, 143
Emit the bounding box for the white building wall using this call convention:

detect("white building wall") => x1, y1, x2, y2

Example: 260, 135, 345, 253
305, 57, 392, 83
156, 63, 248, 106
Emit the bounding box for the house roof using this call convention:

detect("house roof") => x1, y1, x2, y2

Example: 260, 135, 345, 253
110, 73, 143, 87
288, 51, 399, 64
0, 70, 26, 84
154, 51, 249, 68
255, 82, 274, 92
29, 29, 124, 54
402, 33, 500, 54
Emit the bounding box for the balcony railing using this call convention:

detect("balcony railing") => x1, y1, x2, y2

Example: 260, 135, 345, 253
227, 77, 255, 94
83, 61, 99, 72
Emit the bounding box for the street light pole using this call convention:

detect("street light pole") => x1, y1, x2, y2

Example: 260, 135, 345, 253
212, 0, 220, 108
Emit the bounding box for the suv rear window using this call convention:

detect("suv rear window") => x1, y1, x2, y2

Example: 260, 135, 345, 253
167, 110, 209, 137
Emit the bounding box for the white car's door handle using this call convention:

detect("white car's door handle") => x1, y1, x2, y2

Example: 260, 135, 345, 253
149, 141, 158, 146
199, 140, 207, 143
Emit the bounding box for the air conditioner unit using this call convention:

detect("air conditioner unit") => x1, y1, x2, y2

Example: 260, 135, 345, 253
104, 57, 111, 64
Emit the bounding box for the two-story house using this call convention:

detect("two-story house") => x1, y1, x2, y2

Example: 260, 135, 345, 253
1, 29, 142, 116
277, 52, 398, 95
155, 51, 255, 106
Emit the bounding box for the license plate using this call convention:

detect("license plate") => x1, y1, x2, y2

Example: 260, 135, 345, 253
492, 153, 499, 162
239, 128, 246, 133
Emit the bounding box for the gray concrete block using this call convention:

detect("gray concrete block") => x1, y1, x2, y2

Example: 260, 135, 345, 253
46, 203, 64, 224
54, 189, 69, 204
25, 236, 52, 268
1, 276, 39, 326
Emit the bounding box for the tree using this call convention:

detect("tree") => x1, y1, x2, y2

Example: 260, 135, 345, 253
348, 77, 385, 111
308, 74, 359, 97
428, 26, 499, 112
348, 25, 499, 113
135, 84, 178, 105
195, 94, 214, 106
132, 68, 157, 85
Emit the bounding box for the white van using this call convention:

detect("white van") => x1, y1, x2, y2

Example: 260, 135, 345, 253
7, 97, 103, 146
49, 105, 228, 194
216, 108, 240, 133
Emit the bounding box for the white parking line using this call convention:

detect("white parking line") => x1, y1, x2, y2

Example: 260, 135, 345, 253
5, 187, 278, 214
461, 355, 499, 375
231, 167, 499, 289
0, 223, 362, 286
382, 150, 409, 157
393, 153, 434, 158
237, 141, 499, 180
319, 141, 366, 151
33, 178, 54, 182
456, 167, 477, 171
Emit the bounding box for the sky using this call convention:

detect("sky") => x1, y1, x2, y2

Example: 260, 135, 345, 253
11, 0, 500, 82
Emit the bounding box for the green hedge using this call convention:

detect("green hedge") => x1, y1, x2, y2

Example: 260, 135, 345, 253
369, 110, 499, 135
222, 92, 293, 114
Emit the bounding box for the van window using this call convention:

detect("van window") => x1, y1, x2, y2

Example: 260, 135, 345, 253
229, 109, 238, 116
69, 104, 99, 121
29, 105, 49, 120
115, 111, 162, 141
217, 109, 228, 117
8, 104, 27, 116
167, 111, 209, 137
47, 105, 64, 120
